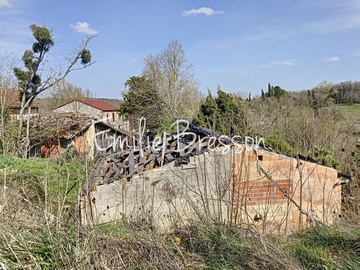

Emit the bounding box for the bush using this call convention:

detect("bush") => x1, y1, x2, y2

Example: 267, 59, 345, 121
311, 146, 340, 169
265, 131, 295, 156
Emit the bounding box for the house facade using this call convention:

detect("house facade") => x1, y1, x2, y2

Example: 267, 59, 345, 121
0, 89, 39, 120
53, 99, 129, 131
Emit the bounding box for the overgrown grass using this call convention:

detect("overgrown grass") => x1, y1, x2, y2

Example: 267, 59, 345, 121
0, 154, 88, 203
337, 103, 360, 114
1, 218, 358, 269
288, 226, 360, 270
0, 154, 359, 269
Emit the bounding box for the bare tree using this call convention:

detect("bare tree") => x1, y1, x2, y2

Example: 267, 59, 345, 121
141, 40, 201, 128
0, 52, 18, 154
12, 24, 97, 156
41, 80, 93, 111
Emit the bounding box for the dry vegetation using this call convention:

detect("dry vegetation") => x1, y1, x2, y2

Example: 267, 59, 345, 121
0, 154, 359, 270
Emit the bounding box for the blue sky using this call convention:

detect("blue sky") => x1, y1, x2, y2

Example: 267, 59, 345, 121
1, 0, 360, 99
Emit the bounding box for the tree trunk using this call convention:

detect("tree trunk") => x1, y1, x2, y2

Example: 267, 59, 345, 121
18, 91, 27, 139
23, 106, 31, 157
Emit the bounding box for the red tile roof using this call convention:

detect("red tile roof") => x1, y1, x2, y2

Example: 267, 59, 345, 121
79, 99, 119, 111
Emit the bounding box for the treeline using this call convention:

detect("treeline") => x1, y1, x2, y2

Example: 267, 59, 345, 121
333, 81, 360, 104
260, 80, 360, 105
122, 78, 358, 173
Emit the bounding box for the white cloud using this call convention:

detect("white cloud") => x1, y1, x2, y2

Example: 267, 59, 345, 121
0, 0, 11, 8
182, 7, 224, 17
261, 61, 294, 68
324, 56, 340, 62
70, 22, 99, 35
283, 61, 294, 66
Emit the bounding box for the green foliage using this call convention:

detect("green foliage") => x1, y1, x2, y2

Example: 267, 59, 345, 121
122, 75, 162, 137
289, 226, 360, 270
80, 49, 92, 65
13, 67, 32, 90
0, 154, 87, 203
261, 88, 265, 99
30, 24, 54, 53
193, 90, 218, 129
13, 24, 93, 109
13, 24, 55, 104
265, 131, 295, 156
308, 81, 338, 113
269, 84, 275, 98
265, 83, 288, 99
194, 86, 248, 136
311, 146, 340, 169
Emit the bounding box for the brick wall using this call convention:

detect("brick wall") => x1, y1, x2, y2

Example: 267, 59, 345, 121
232, 148, 341, 234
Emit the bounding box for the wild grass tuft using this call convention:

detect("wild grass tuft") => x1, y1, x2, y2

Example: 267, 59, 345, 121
288, 225, 360, 270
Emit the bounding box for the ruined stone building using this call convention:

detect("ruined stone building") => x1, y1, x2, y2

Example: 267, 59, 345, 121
26, 99, 132, 158
79, 125, 343, 234
28, 113, 130, 158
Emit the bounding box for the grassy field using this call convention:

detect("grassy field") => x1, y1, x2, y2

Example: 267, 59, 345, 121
0, 154, 359, 269
337, 104, 360, 129
0, 154, 88, 202
337, 103, 360, 114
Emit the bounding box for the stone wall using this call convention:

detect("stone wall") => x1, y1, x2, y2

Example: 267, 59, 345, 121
79, 148, 233, 230
79, 146, 342, 233
54, 100, 103, 119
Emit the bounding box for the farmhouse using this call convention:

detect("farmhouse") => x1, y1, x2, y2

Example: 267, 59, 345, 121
53, 99, 129, 131
0, 89, 39, 120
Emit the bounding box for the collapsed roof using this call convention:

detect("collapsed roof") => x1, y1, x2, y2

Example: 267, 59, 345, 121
29, 113, 93, 140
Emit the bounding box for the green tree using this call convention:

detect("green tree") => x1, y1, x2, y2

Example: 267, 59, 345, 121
265, 131, 295, 156
194, 86, 249, 136
273, 85, 288, 99
193, 90, 219, 130
122, 75, 161, 138
265, 83, 288, 99
267, 83, 275, 97
311, 81, 337, 108
13, 24, 96, 156
311, 146, 339, 169
261, 89, 265, 99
